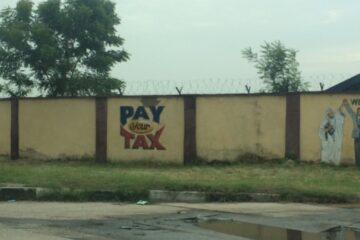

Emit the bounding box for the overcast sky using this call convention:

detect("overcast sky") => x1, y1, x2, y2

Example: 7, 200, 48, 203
1, 0, 360, 93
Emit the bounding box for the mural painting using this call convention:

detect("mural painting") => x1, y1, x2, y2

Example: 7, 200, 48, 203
120, 105, 166, 150
343, 99, 360, 166
319, 102, 345, 165
319, 99, 360, 166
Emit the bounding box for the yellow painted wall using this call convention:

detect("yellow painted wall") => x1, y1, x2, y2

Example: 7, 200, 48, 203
0, 93, 356, 163
300, 94, 359, 164
107, 97, 184, 163
197, 96, 286, 161
19, 99, 95, 159
0, 100, 11, 156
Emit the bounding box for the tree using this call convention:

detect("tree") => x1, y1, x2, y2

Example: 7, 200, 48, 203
0, 0, 129, 97
242, 41, 308, 93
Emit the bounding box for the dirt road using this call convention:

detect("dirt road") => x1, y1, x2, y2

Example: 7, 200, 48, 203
1, 202, 359, 239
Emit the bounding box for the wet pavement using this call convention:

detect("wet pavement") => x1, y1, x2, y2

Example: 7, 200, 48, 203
199, 220, 360, 240
0, 202, 360, 239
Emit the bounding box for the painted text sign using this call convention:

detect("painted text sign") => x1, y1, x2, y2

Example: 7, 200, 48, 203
120, 106, 166, 150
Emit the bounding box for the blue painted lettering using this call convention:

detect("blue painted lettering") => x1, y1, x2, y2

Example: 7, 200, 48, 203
133, 106, 150, 120
120, 106, 133, 125
150, 106, 164, 123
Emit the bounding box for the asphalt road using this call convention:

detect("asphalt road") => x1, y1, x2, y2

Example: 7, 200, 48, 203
0, 202, 360, 240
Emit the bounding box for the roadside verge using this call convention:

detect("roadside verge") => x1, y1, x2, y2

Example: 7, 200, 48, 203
1, 187, 359, 204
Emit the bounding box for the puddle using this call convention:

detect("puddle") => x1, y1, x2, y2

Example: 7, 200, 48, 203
198, 220, 360, 240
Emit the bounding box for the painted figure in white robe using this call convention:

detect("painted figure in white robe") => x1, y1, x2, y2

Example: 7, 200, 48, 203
319, 104, 345, 165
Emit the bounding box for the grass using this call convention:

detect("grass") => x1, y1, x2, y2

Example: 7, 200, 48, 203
0, 159, 359, 202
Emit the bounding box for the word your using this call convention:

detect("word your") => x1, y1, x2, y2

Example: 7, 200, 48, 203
120, 106, 166, 150
129, 121, 153, 134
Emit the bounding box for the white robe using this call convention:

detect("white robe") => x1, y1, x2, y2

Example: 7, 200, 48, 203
319, 111, 344, 165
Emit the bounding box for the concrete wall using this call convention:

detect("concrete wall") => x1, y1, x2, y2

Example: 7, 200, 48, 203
107, 97, 184, 163
0, 100, 11, 156
19, 99, 95, 159
197, 96, 286, 161
300, 94, 358, 163
2, 93, 359, 164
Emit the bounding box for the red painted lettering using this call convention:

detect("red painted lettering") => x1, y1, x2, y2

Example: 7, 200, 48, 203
147, 127, 166, 150
120, 127, 134, 149
132, 135, 149, 149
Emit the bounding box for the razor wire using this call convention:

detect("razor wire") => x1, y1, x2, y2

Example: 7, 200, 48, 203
123, 73, 354, 95
0, 73, 355, 97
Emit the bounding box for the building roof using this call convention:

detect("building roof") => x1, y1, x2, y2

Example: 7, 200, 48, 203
326, 74, 360, 92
